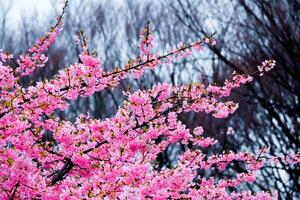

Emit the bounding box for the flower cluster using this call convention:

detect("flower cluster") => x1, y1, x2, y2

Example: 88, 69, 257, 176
0, 1, 298, 199
28, 27, 61, 54
0, 51, 13, 62
139, 21, 154, 56
15, 1, 67, 76
257, 60, 276, 76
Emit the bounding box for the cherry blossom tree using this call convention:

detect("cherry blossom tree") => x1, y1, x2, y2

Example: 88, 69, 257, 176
0, 1, 299, 199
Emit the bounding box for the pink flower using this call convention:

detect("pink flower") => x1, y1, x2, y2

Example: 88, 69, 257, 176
194, 126, 204, 136
79, 53, 101, 68
193, 137, 217, 148
0, 2, 286, 198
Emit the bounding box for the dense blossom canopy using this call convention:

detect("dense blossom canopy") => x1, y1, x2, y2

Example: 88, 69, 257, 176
0, 1, 299, 199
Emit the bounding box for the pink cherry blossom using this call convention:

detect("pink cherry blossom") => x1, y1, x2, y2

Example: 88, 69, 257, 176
0, 1, 298, 199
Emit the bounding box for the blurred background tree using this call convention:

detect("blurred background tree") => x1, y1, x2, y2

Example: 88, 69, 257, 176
0, 0, 299, 199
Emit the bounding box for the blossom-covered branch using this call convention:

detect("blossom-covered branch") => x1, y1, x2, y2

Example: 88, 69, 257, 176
0, 1, 298, 199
